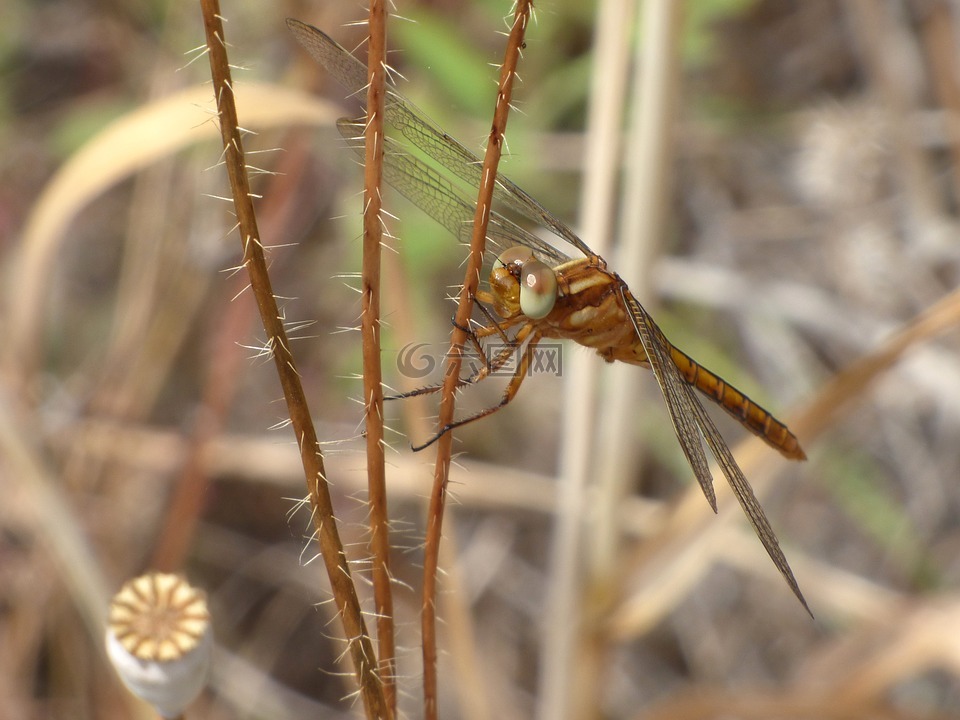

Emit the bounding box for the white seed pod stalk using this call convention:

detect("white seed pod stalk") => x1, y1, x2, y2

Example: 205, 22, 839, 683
105, 573, 212, 718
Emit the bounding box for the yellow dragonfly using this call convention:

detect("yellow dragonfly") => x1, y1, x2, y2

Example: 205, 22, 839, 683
288, 19, 810, 613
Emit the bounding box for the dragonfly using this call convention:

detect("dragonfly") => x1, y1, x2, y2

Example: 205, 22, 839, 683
288, 19, 810, 613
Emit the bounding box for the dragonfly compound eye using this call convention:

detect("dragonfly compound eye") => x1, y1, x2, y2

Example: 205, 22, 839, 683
495, 246, 536, 273
518, 258, 558, 319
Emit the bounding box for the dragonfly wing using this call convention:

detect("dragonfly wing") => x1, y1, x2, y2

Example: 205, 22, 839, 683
386, 98, 594, 258
289, 20, 593, 260
287, 20, 369, 102
686, 388, 812, 615
619, 288, 716, 510
620, 285, 810, 615
336, 119, 570, 266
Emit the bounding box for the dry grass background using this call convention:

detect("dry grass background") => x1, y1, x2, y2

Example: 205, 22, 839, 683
4, 0, 960, 718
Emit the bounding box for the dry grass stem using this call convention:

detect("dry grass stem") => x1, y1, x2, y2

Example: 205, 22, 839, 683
421, 2, 534, 716
538, 0, 637, 715
199, 2, 385, 717
359, 0, 396, 715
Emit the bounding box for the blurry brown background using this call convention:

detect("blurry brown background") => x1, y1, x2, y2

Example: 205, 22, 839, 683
4, 0, 960, 718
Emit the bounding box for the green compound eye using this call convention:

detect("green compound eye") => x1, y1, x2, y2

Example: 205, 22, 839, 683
518, 258, 557, 319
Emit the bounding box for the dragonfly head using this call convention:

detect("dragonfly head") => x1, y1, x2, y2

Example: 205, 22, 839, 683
490, 247, 558, 320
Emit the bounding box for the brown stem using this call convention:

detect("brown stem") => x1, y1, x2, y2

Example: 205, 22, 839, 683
199, 3, 386, 717
362, 1, 396, 716
421, 3, 534, 717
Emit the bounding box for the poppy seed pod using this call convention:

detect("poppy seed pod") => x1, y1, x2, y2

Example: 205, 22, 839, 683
105, 572, 212, 718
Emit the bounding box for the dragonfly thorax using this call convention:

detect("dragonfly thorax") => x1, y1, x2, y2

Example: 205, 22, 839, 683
489, 247, 558, 320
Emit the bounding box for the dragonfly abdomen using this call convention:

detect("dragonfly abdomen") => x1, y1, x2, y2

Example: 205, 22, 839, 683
532, 262, 805, 461
667, 345, 806, 461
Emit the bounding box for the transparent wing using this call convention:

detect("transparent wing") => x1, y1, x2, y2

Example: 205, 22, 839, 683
620, 285, 811, 616
287, 19, 595, 260
335, 118, 568, 265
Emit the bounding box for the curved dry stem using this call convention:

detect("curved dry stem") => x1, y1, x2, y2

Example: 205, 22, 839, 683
790, 285, 960, 446
199, 3, 386, 718
421, 3, 534, 717
6, 82, 335, 391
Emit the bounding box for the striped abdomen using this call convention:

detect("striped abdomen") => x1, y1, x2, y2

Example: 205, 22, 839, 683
667, 344, 805, 460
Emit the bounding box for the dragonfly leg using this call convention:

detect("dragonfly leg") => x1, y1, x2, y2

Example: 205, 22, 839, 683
473, 292, 515, 345
385, 314, 526, 402
451, 316, 492, 370
453, 304, 532, 387
385, 365, 485, 401
461, 311, 530, 386
412, 327, 540, 451
448, 302, 527, 385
